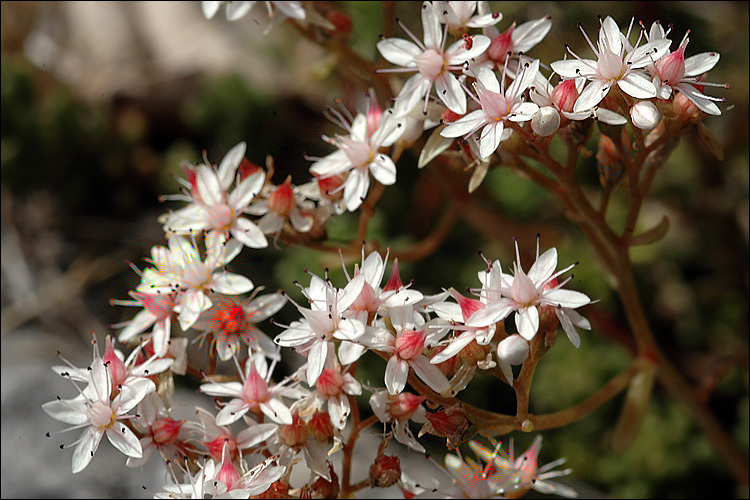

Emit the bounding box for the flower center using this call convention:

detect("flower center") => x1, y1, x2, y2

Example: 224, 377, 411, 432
87, 401, 115, 429
415, 48, 447, 79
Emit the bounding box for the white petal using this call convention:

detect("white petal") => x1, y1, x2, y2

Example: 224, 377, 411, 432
228, 170, 265, 210
200, 381, 244, 398
72, 428, 103, 473
435, 73, 467, 114
377, 38, 421, 67
306, 340, 328, 385
440, 110, 488, 138
684, 52, 720, 77
421, 1, 442, 48
550, 59, 597, 79
118, 310, 157, 342
515, 306, 540, 341
429, 330, 475, 364
210, 272, 254, 295
344, 168, 370, 212
528, 247, 557, 284
195, 166, 223, 206
411, 356, 451, 395
385, 356, 408, 395
617, 73, 656, 99
677, 84, 721, 115
479, 122, 504, 160
106, 423, 143, 458
544, 288, 591, 308
231, 217, 268, 248
42, 399, 87, 426
217, 142, 247, 190
261, 398, 293, 425
370, 154, 397, 186
573, 80, 611, 113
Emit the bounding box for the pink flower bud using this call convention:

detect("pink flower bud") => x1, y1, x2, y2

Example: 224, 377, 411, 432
218, 300, 248, 333
382, 259, 405, 292
388, 392, 425, 420
204, 435, 237, 461
370, 453, 401, 488
497, 334, 530, 365
216, 441, 241, 491
396, 330, 426, 360
450, 288, 484, 321
103, 337, 127, 389
316, 368, 344, 397
238, 157, 261, 181
655, 46, 686, 87
459, 339, 492, 366
307, 410, 334, 442
551, 79, 579, 113
630, 100, 661, 130
152, 417, 184, 445
279, 412, 308, 448
269, 176, 295, 217
487, 24, 515, 64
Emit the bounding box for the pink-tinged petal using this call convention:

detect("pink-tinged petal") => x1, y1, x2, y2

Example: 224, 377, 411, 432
217, 142, 247, 190
435, 73, 467, 115
328, 394, 350, 429
377, 38, 422, 67
479, 122, 504, 160
385, 356, 409, 395
117, 378, 156, 414
617, 73, 656, 99
236, 423, 279, 449
429, 330, 475, 364
195, 165, 223, 206
118, 310, 157, 342
338, 340, 367, 365
342, 373, 362, 395
677, 84, 721, 115
528, 247, 557, 284
231, 217, 268, 249
544, 288, 591, 308
72, 427, 103, 473
90, 361, 111, 403
506, 59, 540, 100
260, 398, 293, 425
42, 398, 88, 426
337, 272, 368, 311
370, 153, 397, 186
440, 110, 489, 138
411, 356, 451, 395
515, 306, 540, 341
464, 300, 513, 327
228, 170, 265, 210
215, 398, 250, 426
684, 52, 720, 77
106, 423, 143, 458
573, 80, 611, 113
163, 205, 208, 233
421, 1, 442, 48
372, 111, 405, 147
306, 340, 328, 386
344, 168, 370, 212
200, 381, 244, 398
211, 272, 254, 295
550, 59, 597, 79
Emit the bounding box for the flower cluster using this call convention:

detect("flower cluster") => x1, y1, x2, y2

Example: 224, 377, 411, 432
42, 2, 729, 498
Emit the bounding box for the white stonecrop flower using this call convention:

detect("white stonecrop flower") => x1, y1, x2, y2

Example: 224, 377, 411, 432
43, 359, 153, 473
551, 16, 672, 113
246, 176, 314, 236
435, 1, 502, 33
161, 142, 268, 250
644, 21, 724, 115
113, 290, 177, 357
274, 272, 367, 385
467, 239, 592, 347
202, 1, 305, 30
309, 104, 404, 212
441, 59, 540, 160
137, 233, 253, 331
199, 353, 295, 426
377, 1, 490, 117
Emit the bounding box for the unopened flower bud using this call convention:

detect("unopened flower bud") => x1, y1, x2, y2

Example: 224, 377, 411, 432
487, 25, 514, 64
459, 339, 492, 366
388, 392, 425, 420
673, 91, 704, 123
531, 106, 561, 136
396, 330, 426, 360
422, 404, 470, 444
551, 79, 579, 113
630, 100, 660, 130
497, 334, 529, 365
312, 465, 339, 498
152, 417, 184, 445
316, 368, 344, 397
204, 435, 237, 461
370, 453, 401, 488
654, 46, 686, 86
238, 157, 262, 181
279, 412, 308, 448
307, 410, 334, 442
269, 176, 295, 216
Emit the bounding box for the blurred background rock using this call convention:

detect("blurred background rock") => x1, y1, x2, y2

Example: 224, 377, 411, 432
1, 1, 748, 498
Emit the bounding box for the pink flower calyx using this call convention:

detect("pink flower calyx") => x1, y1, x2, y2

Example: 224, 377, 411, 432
216, 440, 241, 491
152, 417, 184, 445
388, 392, 425, 420
269, 176, 296, 217
238, 157, 262, 182
382, 258, 405, 292
316, 368, 345, 397
655, 44, 686, 86
449, 288, 484, 321
551, 79, 579, 113
307, 410, 335, 442
279, 411, 308, 448
396, 330, 427, 360
488, 23, 515, 64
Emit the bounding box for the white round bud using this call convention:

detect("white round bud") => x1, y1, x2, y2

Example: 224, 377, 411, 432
630, 100, 661, 130
497, 334, 530, 365
531, 106, 561, 137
